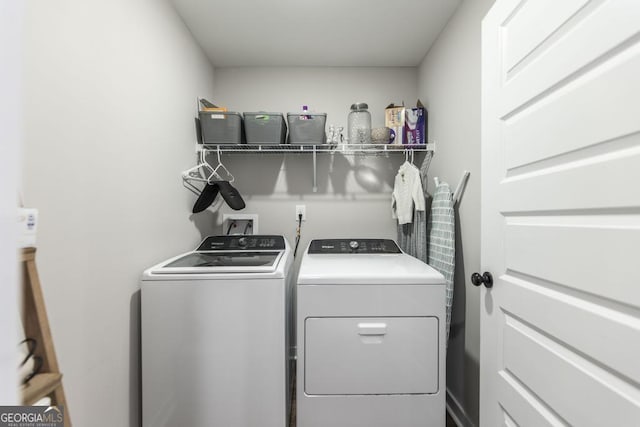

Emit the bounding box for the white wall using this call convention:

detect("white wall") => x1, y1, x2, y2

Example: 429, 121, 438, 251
0, 0, 22, 405
418, 0, 495, 425
212, 67, 419, 268
22, 0, 215, 425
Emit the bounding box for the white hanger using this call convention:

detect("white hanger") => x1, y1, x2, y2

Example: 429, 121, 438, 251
181, 149, 222, 195
209, 146, 234, 184
403, 148, 415, 165
182, 149, 216, 182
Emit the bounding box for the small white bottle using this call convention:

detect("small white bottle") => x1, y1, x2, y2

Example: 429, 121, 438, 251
300, 105, 310, 120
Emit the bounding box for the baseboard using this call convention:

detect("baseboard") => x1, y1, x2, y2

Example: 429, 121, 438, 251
446, 389, 476, 427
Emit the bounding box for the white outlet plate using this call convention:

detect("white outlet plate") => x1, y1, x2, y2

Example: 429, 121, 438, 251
295, 205, 306, 221
222, 214, 259, 235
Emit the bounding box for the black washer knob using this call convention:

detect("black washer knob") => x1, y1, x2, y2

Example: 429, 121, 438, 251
471, 272, 493, 288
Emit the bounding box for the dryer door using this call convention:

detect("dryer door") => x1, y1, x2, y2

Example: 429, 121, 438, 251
304, 316, 439, 395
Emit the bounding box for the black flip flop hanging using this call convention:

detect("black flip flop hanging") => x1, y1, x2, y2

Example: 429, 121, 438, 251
213, 180, 245, 210
190, 147, 244, 213
192, 183, 220, 213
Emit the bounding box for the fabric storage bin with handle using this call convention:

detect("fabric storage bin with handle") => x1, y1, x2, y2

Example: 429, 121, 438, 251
198, 111, 244, 144
287, 112, 327, 144
244, 112, 287, 144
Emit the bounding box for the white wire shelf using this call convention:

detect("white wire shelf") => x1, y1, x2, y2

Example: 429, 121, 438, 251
197, 143, 436, 154
191, 142, 435, 193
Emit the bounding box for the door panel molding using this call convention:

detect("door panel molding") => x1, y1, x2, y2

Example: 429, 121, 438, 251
481, 0, 640, 425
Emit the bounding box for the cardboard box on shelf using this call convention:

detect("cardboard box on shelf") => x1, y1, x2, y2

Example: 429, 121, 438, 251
199, 97, 228, 112
385, 104, 406, 145
385, 101, 428, 145
405, 100, 427, 145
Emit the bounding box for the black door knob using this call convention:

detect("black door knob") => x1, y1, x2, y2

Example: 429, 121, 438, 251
471, 272, 493, 288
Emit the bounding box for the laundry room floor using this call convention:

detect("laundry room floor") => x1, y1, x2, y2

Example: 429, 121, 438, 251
288, 371, 456, 427
289, 373, 296, 427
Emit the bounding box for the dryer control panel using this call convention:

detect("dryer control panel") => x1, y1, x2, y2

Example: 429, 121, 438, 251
197, 235, 285, 251
308, 239, 401, 254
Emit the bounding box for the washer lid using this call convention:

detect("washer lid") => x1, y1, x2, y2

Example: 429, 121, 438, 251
297, 251, 444, 285
143, 235, 291, 279
149, 250, 283, 275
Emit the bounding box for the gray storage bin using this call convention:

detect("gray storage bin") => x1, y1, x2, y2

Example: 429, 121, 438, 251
287, 113, 327, 144
244, 112, 287, 144
198, 111, 244, 144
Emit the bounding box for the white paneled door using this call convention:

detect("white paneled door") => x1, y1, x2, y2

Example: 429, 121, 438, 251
481, 1, 640, 426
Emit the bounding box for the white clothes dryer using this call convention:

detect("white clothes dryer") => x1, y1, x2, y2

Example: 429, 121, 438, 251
296, 238, 446, 427
141, 235, 293, 427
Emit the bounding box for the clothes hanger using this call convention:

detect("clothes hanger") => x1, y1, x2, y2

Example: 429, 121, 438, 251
209, 146, 235, 184
203, 147, 244, 211
182, 149, 220, 195
182, 149, 218, 183
184, 147, 244, 212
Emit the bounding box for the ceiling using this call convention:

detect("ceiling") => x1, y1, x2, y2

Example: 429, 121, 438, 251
170, 0, 462, 67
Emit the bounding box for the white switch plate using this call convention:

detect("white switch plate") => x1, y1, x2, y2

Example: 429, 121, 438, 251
295, 205, 306, 221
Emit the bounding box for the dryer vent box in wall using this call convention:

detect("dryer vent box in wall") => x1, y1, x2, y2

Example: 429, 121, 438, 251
222, 214, 258, 235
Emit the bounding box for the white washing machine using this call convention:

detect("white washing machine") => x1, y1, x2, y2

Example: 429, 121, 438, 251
296, 238, 446, 427
141, 235, 294, 427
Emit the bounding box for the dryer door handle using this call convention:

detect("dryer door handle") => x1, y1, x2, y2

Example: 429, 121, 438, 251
357, 323, 387, 336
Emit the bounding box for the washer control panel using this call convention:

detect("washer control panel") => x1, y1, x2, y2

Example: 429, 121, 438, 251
197, 235, 285, 251
308, 239, 401, 254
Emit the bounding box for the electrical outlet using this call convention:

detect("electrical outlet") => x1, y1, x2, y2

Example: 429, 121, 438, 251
295, 205, 306, 221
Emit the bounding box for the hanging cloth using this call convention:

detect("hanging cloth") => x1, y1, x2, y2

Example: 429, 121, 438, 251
427, 182, 455, 342
396, 151, 433, 263
391, 161, 425, 225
